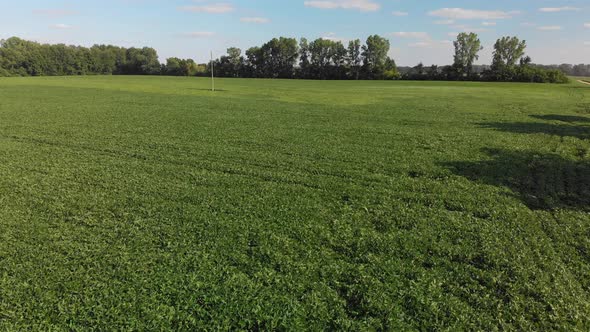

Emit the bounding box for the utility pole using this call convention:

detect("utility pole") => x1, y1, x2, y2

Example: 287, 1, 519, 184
210, 51, 215, 92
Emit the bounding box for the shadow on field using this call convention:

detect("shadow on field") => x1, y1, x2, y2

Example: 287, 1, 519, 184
443, 148, 590, 211
192, 88, 228, 92
479, 122, 590, 140
530, 114, 590, 123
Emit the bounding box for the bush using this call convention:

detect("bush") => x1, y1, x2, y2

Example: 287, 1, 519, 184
0, 67, 11, 77
384, 69, 401, 80
482, 65, 569, 84
545, 69, 569, 84
514, 66, 569, 83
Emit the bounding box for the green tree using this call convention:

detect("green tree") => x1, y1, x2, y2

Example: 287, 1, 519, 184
298, 38, 311, 79
227, 47, 241, 64
362, 35, 390, 79
259, 37, 299, 78
124, 47, 161, 75
453, 32, 483, 77
383, 57, 400, 80
492, 36, 527, 68
489, 36, 527, 81
427, 65, 440, 80
165, 57, 182, 75
245, 46, 263, 78
226, 47, 243, 77
520, 56, 532, 66
89, 45, 118, 74
346, 39, 362, 80
305, 38, 349, 79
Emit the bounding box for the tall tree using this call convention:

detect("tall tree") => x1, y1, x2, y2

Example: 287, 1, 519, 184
227, 47, 242, 65
165, 57, 198, 76
309, 38, 343, 79
453, 32, 483, 77
492, 36, 527, 68
332, 41, 347, 79
488, 36, 527, 81
520, 56, 532, 66
298, 38, 311, 79
346, 39, 362, 80
362, 35, 390, 79
165, 57, 181, 75
245, 46, 263, 78
124, 47, 161, 75
259, 37, 299, 78
1, 35, 571, 83
226, 47, 243, 77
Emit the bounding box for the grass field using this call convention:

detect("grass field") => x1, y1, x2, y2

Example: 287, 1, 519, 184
0, 76, 589, 330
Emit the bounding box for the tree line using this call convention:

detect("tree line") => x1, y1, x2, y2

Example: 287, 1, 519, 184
534, 64, 590, 77
0, 37, 163, 76
211, 35, 398, 80
399, 34, 569, 83
0, 33, 573, 83
0, 37, 205, 77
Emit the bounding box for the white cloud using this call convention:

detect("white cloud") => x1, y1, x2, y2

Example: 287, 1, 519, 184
50, 23, 74, 29
539, 7, 580, 13
392, 11, 408, 16
391, 31, 451, 50
451, 25, 490, 33
464, 28, 489, 33
408, 42, 430, 48
409, 40, 452, 48
482, 22, 496, 26
240, 17, 270, 24
304, 0, 380, 12
538, 26, 563, 31
182, 31, 216, 38
584, 42, 590, 46
178, 3, 234, 13
434, 19, 455, 25
429, 8, 518, 20
321, 32, 347, 42
391, 32, 430, 39
584, 23, 590, 28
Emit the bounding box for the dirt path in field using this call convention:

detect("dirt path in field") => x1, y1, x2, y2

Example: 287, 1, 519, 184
577, 80, 590, 86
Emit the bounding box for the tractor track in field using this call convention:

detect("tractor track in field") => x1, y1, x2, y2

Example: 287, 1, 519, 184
577, 80, 590, 86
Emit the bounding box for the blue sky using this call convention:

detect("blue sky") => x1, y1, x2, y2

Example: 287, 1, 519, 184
1, 0, 589, 65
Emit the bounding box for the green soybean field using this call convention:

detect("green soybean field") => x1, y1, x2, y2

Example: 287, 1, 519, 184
0, 76, 589, 330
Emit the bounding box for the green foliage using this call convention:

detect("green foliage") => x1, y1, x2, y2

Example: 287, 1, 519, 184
259, 37, 299, 78
453, 32, 483, 76
298, 38, 311, 79
124, 47, 161, 75
548, 64, 590, 77
346, 39, 362, 80
383, 68, 401, 80
489, 36, 528, 81
383, 57, 400, 80
210, 47, 244, 78
165, 57, 199, 76
0, 76, 589, 330
0, 67, 11, 77
484, 63, 570, 83
0, 35, 576, 83
362, 35, 391, 79
307, 38, 347, 79
493, 36, 527, 69
0, 37, 161, 76
223, 35, 394, 80
514, 65, 570, 83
